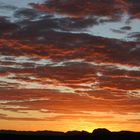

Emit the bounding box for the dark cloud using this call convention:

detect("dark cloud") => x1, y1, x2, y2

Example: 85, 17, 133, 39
120, 26, 132, 31
0, 17, 18, 36
31, 0, 126, 18
127, 0, 140, 19
31, 0, 140, 20
14, 8, 40, 20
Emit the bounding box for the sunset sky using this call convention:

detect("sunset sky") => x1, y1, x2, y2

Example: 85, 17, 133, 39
0, 0, 140, 132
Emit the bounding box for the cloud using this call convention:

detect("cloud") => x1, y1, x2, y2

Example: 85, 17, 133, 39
31, 0, 126, 18
127, 0, 140, 19
128, 32, 140, 42
120, 26, 132, 31
0, 17, 18, 36
0, 89, 140, 115
14, 8, 40, 20
0, 0, 140, 132
31, 0, 140, 20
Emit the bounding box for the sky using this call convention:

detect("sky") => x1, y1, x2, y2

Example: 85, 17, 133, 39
0, 0, 140, 132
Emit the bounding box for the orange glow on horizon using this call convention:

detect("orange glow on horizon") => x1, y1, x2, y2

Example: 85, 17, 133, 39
0, 119, 140, 133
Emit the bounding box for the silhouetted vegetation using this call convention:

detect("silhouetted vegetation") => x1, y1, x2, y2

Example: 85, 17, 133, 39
0, 128, 140, 140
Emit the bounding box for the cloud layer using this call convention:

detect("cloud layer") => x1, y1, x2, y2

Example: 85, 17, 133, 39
0, 0, 140, 132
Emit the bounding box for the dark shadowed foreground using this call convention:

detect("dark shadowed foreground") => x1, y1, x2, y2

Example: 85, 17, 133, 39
0, 128, 140, 140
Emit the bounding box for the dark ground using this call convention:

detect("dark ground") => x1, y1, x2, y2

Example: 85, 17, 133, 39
0, 128, 140, 140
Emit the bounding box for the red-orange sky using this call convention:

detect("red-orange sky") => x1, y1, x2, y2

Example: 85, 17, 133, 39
0, 0, 140, 132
